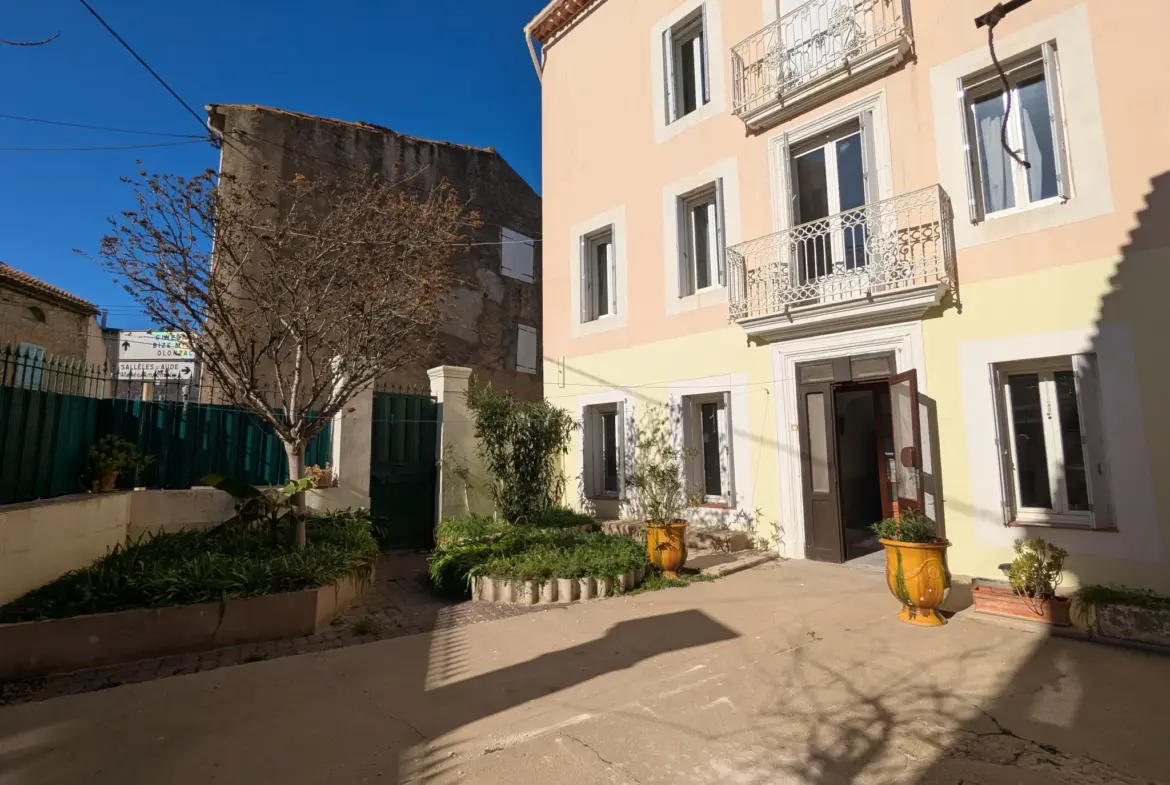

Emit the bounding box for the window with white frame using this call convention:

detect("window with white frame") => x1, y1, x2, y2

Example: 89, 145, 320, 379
582, 401, 625, 499
993, 354, 1110, 527
677, 179, 726, 296
683, 393, 733, 504
663, 7, 709, 124
579, 226, 616, 323
958, 42, 1070, 222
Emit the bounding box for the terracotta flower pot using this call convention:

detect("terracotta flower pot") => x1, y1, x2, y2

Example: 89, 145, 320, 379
96, 472, 118, 493
972, 585, 1071, 626
879, 538, 951, 627
647, 520, 688, 579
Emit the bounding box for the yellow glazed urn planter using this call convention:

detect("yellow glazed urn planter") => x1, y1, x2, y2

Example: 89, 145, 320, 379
646, 521, 688, 579
879, 538, 951, 627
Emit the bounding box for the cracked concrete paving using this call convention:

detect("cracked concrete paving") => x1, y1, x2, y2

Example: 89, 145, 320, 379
1, 560, 1167, 785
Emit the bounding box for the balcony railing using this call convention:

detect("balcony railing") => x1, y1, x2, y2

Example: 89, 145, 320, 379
727, 185, 955, 325
731, 0, 910, 124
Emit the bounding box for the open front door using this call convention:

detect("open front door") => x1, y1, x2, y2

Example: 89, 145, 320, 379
888, 369, 924, 517
798, 381, 844, 562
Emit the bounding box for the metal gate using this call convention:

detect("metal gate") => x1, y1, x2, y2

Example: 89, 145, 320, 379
369, 390, 439, 548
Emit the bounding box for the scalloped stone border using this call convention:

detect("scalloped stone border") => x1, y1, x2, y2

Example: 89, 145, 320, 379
471, 568, 645, 605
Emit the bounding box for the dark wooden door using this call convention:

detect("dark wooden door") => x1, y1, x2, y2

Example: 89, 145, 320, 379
798, 379, 844, 563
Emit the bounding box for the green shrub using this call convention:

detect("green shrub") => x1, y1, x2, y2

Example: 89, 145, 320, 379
0, 509, 378, 623
870, 509, 940, 543
1073, 584, 1170, 612
1008, 538, 1067, 600
436, 514, 507, 544
527, 507, 597, 531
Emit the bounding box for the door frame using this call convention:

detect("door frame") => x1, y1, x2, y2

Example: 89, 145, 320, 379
771, 322, 928, 560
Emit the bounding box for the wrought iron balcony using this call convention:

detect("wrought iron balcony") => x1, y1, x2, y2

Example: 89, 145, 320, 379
731, 0, 912, 129
727, 186, 955, 340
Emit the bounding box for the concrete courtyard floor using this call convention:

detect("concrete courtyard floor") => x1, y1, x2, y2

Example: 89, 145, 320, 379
1, 559, 1167, 785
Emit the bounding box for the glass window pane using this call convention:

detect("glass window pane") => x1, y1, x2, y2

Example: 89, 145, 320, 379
973, 91, 1016, 213
594, 241, 610, 317
1054, 370, 1089, 511
680, 38, 697, 115
693, 203, 711, 290
806, 392, 830, 493
602, 412, 619, 493
795, 147, 832, 281
1018, 75, 1059, 202
701, 402, 722, 497
1008, 373, 1053, 509
836, 133, 866, 212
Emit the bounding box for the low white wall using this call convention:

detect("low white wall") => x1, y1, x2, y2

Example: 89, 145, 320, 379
1, 486, 361, 606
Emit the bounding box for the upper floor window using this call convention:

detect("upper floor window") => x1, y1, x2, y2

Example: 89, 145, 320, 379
677, 179, 726, 296
25, 306, 46, 324
580, 226, 616, 323
959, 42, 1070, 222
664, 7, 709, 124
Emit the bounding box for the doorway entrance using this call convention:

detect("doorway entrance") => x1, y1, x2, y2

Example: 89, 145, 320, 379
796, 352, 926, 564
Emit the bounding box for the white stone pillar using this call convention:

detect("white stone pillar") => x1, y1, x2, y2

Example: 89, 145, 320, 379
428, 365, 492, 523
309, 383, 373, 512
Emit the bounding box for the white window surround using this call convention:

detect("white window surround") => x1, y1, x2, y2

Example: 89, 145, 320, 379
768, 91, 893, 235
662, 157, 741, 315
650, 0, 727, 144
961, 324, 1159, 562
929, 3, 1113, 251
770, 321, 929, 559
568, 205, 629, 338
668, 373, 753, 528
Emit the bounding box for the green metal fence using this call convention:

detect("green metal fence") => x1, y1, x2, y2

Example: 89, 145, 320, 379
369, 390, 439, 548
0, 346, 331, 504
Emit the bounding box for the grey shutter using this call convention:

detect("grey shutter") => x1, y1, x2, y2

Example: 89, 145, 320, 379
957, 78, 981, 224
606, 240, 618, 316
714, 177, 727, 286
579, 235, 591, 323
722, 391, 735, 503
700, 4, 711, 105
676, 197, 694, 297
1041, 41, 1072, 201
663, 28, 677, 124
679, 398, 697, 499
616, 400, 627, 499
1074, 353, 1112, 527
989, 366, 1015, 524
858, 109, 880, 204
581, 406, 597, 499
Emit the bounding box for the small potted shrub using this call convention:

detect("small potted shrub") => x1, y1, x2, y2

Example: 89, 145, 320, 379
973, 537, 1070, 626
872, 509, 951, 627
88, 435, 153, 492
625, 406, 697, 579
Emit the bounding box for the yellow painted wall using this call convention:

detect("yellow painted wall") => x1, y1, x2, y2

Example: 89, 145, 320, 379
923, 246, 1170, 592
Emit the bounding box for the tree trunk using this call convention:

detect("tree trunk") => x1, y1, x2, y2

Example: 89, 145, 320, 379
285, 441, 308, 550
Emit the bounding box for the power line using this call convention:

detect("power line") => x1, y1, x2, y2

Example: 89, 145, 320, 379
0, 113, 204, 138
0, 140, 206, 152
77, 0, 209, 135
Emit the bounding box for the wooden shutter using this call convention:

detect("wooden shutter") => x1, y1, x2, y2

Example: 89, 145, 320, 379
616, 400, 627, 499
679, 398, 697, 498
579, 235, 591, 323
606, 239, 618, 316
721, 391, 735, 503
663, 27, 677, 124
715, 177, 727, 287
1041, 41, 1072, 201
677, 197, 694, 297
582, 406, 597, 499
700, 4, 711, 105
1074, 353, 1112, 528
956, 78, 981, 224
858, 109, 881, 205
989, 366, 1016, 524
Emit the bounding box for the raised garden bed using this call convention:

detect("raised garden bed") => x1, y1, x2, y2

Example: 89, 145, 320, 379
471, 568, 645, 605
1075, 585, 1170, 651
0, 509, 378, 680
972, 584, 1071, 627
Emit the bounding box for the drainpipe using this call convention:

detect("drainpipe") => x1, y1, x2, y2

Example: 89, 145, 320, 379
524, 26, 543, 82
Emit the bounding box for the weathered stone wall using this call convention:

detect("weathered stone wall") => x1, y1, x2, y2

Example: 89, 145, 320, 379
0, 286, 95, 361
208, 105, 542, 400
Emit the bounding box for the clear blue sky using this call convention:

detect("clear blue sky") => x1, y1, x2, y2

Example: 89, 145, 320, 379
1, 0, 544, 329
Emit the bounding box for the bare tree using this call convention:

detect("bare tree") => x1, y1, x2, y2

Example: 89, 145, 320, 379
93, 167, 477, 547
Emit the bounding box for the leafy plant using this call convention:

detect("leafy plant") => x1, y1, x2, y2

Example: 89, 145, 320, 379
623, 405, 699, 525
870, 509, 940, 543
304, 463, 336, 488
436, 514, 507, 545
466, 382, 578, 524
1073, 584, 1170, 611
88, 435, 153, 479
527, 507, 597, 531
0, 509, 378, 623
1008, 537, 1067, 601
203, 473, 316, 538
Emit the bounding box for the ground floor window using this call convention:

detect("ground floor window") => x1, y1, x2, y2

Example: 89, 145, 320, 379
994, 354, 1108, 527
683, 393, 733, 504
583, 401, 624, 499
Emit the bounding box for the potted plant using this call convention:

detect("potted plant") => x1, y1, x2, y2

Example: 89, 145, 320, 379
973, 537, 1070, 626
88, 435, 153, 492
624, 406, 697, 579
872, 509, 951, 627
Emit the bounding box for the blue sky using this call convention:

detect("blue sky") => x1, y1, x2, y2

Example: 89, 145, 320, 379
1, 0, 544, 329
